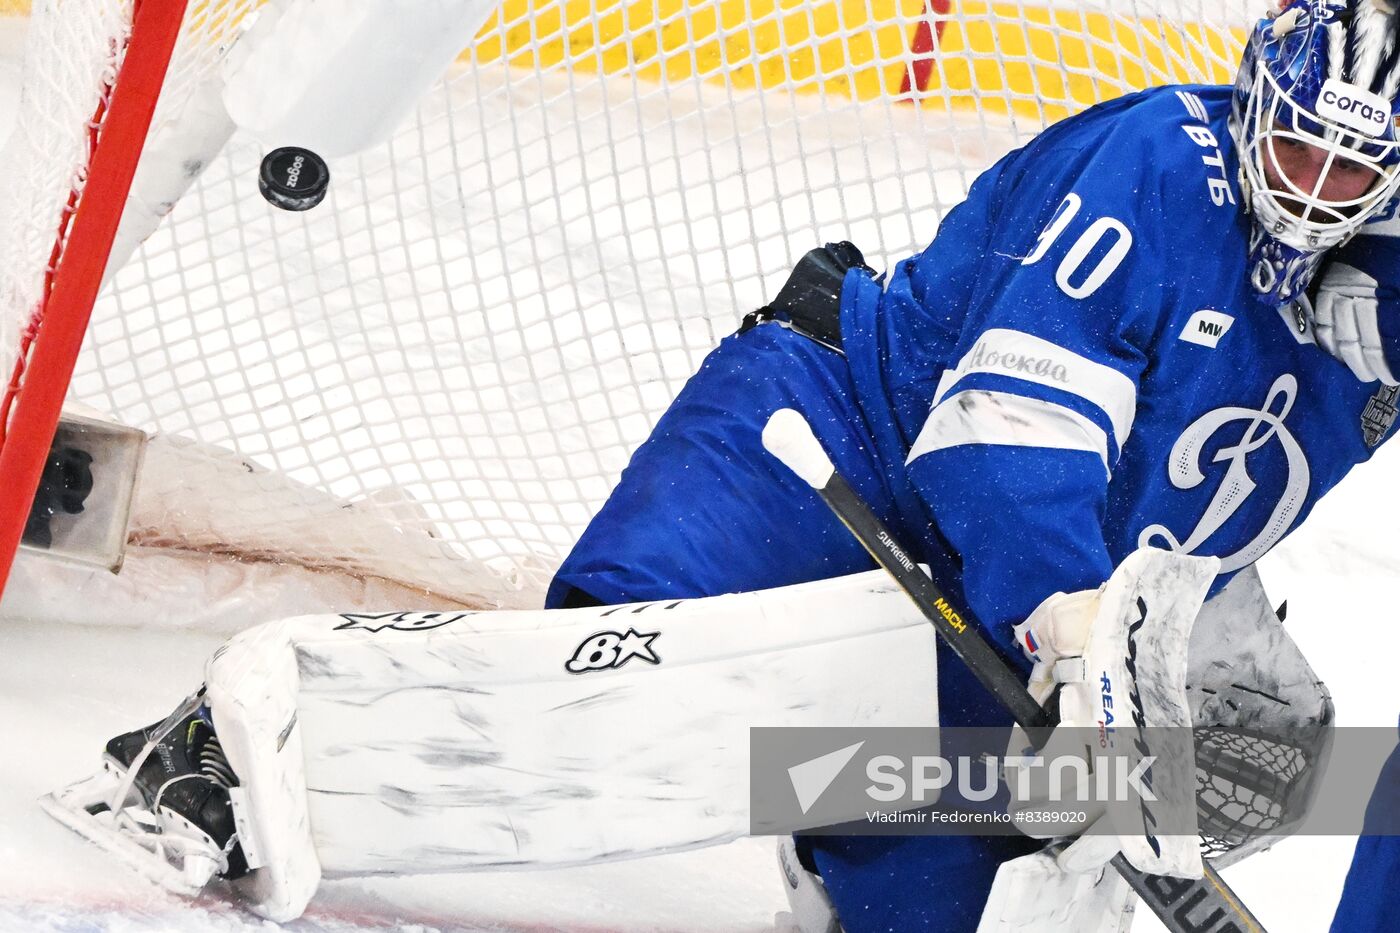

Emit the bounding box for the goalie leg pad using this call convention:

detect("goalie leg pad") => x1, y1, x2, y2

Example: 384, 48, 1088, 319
204, 619, 321, 922
202, 570, 939, 918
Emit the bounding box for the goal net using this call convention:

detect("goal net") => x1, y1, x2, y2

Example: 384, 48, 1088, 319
0, 0, 1259, 616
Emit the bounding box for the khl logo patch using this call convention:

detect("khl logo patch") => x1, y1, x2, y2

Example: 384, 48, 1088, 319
566, 628, 661, 673
1362, 384, 1399, 448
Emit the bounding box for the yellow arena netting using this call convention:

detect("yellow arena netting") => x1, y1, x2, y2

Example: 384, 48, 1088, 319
470, 0, 1248, 119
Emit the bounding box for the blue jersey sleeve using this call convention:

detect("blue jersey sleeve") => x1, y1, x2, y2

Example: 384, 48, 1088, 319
894, 117, 1168, 636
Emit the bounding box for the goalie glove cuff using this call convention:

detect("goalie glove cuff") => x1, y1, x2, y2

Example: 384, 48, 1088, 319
1015, 589, 1100, 707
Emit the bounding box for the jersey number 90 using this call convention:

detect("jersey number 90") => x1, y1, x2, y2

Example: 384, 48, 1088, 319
1021, 193, 1133, 299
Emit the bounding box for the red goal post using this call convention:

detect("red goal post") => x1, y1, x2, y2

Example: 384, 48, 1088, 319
0, 0, 188, 598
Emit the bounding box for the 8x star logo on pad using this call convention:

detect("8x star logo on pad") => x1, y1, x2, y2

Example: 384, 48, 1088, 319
565, 628, 661, 673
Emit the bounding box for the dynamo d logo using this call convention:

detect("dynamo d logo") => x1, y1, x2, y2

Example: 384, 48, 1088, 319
1139, 373, 1309, 573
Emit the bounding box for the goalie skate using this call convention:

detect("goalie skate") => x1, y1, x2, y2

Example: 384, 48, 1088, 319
40, 696, 245, 896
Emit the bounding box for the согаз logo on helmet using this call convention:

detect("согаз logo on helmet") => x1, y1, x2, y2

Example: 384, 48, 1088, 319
1317, 79, 1391, 136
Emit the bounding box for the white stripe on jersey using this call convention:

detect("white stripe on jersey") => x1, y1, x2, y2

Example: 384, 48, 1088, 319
931, 327, 1137, 448
906, 389, 1111, 475
1175, 90, 1210, 123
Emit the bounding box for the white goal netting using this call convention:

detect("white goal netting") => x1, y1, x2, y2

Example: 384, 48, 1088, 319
0, 0, 1261, 613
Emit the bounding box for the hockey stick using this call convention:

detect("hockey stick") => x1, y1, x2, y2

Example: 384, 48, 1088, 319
760, 408, 1266, 933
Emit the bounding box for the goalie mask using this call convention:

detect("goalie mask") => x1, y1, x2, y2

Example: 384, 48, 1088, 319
1231, 0, 1400, 306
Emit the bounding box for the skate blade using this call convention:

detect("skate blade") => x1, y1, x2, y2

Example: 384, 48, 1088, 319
40, 766, 219, 897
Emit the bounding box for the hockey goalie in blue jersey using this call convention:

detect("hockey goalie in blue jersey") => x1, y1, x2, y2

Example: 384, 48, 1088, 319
50, 0, 1400, 928
546, 0, 1400, 928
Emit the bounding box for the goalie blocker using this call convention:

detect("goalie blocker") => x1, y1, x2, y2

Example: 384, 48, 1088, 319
976, 563, 1333, 933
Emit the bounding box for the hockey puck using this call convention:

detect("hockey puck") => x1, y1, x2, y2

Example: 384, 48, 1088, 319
258, 147, 329, 211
